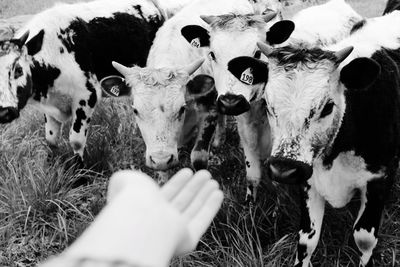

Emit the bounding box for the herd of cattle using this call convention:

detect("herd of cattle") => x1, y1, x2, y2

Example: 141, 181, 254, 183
0, 0, 399, 265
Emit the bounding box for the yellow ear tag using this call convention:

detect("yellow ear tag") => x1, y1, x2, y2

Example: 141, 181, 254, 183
240, 68, 254, 85
190, 38, 201, 48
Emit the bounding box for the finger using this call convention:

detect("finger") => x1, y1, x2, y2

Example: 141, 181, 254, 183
161, 168, 193, 201
188, 189, 224, 241
170, 170, 211, 212
107, 170, 158, 203
182, 179, 220, 219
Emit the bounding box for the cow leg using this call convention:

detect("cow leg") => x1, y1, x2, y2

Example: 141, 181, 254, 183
44, 114, 61, 147
295, 183, 325, 267
353, 178, 387, 267
69, 80, 99, 163
212, 114, 226, 148
236, 114, 262, 203
191, 108, 218, 170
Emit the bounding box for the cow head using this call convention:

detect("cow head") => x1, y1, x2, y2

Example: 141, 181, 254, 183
111, 59, 206, 171
181, 14, 294, 115
0, 30, 44, 123
229, 44, 380, 184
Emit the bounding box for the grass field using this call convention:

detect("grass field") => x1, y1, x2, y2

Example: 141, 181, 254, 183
0, 0, 399, 266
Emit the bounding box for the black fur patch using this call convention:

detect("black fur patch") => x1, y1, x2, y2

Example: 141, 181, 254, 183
350, 19, 367, 34
266, 20, 295, 45
79, 100, 86, 106
383, 0, 400, 14
16, 76, 32, 110
323, 48, 400, 174
73, 108, 87, 133
31, 61, 61, 101
57, 11, 163, 80
269, 46, 337, 70
228, 56, 269, 85
186, 75, 217, 107
85, 78, 97, 108
181, 25, 210, 47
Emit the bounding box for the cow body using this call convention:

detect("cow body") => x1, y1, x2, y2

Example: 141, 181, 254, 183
110, 0, 280, 172
0, 0, 197, 163
287, 0, 363, 46
228, 10, 400, 267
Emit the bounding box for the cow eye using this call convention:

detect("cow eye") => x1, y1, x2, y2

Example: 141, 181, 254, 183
209, 52, 216, 61
320, 101, 335, 118
14, 65, 23, 79
254, 50, 261, 59
133, 108, 139, 116
178, 105, 186, 118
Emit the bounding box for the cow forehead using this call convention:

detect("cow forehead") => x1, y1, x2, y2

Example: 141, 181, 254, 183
211, 30, 260, 59
266, 63, 336, 119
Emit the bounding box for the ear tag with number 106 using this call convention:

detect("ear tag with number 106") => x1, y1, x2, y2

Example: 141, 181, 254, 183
240, 68, 254, 85
190, 38, 201, 48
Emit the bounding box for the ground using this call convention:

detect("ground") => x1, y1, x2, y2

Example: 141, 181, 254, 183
0, 0, 398, 266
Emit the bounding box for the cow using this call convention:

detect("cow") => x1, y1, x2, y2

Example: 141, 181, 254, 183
104, 0, 283, 174
383, 0, 400, 14
0, 0, 197, 166
227, 10, 400, 267
178, 0, 362, 202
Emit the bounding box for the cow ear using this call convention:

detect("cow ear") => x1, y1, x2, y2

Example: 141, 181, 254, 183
340, 57, 381, 90
187, 74, 215, 96
10, 30, 30, 49
25, 30, 44, 55
100, 75, 131, 97
227, 56, 269, 85
266, 20, 295, 45
181, 25, 210, 48
186, 74, 217, 105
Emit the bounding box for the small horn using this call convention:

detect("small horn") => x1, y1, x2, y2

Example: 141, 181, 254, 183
334, 46, 354, 64
261, 12, 277, 23
200, 15, 218, 25
112, 61, 132, 77
257, 42, 273, 56
184, 58, 205, 75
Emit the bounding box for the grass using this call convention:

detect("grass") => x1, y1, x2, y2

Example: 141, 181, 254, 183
0, 0, 399, 266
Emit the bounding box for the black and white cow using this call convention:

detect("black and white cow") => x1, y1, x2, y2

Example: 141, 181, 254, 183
228, 10, 400, 267
383, 0, 400, 14
104, 0, 282, 173
0, 0, 195, 164
179, 0, 362, 202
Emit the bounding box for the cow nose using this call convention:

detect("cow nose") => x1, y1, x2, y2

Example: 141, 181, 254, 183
266, 157, 313, 184
217, 94, 250, 116
148, 152, 177, 170
0, 107, 19, 123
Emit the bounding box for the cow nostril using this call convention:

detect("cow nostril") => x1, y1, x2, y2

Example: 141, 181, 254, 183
281, 168, 296, 178
150, 156, 156, 164
269, 164, 296, 178
167, 155, 174, 165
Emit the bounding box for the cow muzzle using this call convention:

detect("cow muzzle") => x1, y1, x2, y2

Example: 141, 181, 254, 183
0, 107, 19, 123
147, 151, 178, 171
266, 157, 313, 184
217, 94, 250, 116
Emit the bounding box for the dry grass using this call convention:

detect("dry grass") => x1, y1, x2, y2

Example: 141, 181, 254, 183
0, 0, 399, 267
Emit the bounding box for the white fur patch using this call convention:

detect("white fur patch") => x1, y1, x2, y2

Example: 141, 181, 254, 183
312, 151, 383, 208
